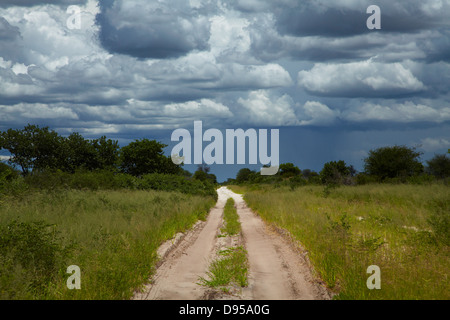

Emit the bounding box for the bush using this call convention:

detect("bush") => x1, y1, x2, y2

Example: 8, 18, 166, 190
21, 170, 217, 199
426, 154, 450, 179
138, 173, 217, 199
355, 173, 380, 185
0, 220, 73, 299
320, 160, 352, 185
0, 163, 24, 196
285, 175, 307, 190
0, 175, 29, 198
0, 163, 19, 181
406, 174, 435, 185
364, 145, 424, 180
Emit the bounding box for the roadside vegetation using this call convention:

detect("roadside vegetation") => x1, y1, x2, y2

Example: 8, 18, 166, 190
234, 183, 449, 299
0, 189, 215, 299
226, 146, 449, 300
0, 124, 218, 300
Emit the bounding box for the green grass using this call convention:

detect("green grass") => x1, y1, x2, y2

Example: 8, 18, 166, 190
230, 183, 450, 300
199, 197, 248, 293
198, 246, 248, 291
0, 189, 215, 299
221, 198, 241, 236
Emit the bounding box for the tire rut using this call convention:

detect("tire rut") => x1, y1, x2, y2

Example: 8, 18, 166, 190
133, 187, 331, 300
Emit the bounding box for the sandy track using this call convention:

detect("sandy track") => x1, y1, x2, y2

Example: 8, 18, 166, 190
221, 187, 330, 300
133, 187, 330, 300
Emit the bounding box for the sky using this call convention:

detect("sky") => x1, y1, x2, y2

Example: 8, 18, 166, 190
0, 0, 449, 182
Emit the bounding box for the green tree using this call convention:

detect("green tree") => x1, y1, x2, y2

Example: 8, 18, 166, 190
57, 132, 96, 172
279, 163, 301, 177
426, 154, 450, 179
119, 139, 179, 176
193, 164, 217, 184
236, 168, 254, 184
320, 160, 351, 185
364, 145, 424, 180
91, 136, 120, 171
0, 124, 61, 174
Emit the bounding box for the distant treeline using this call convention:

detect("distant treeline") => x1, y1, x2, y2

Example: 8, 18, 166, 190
226, 146, 450, 187
0, 124, 182, 175
0, 124, 217, 198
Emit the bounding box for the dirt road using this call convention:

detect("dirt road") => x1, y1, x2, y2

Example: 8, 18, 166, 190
133, 187, 330, 300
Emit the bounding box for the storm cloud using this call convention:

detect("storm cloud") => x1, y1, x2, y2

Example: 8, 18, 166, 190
0, 0, 449, 180
96, 0, 211, 59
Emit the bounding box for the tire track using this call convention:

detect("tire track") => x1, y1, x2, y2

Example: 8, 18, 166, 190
133, 187, 330, 300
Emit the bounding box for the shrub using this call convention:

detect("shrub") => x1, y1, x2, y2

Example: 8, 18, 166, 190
138, 173, 217, 199
355, 173, 380, 185
426, 154, 450, 179
0, 221, 73, 298
364, 145, 424, 180
320, 160, 352, 185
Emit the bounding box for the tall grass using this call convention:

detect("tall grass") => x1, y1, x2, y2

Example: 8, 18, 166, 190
0, 189, 215, 299
233, 184, 450, 300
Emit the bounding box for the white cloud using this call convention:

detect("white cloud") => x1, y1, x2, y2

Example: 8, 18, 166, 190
0, 103, 79, 120
419, 137, 450, 152
209, 14, 251, 60
219, 63, 293, 89
298, 59, 425, 97
163, 99, 233, 118
236, 90, 298, 126
297, 101, 339, 125
342, 101, 450, 123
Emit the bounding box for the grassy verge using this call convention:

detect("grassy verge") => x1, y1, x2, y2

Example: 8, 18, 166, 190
230, 184, 449, 300
199, 198, 248, 293
221, 198, 241, 236
0, 189, 215, 299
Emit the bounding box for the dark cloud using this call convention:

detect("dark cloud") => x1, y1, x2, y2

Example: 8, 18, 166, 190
0, 16, 20, 40
276, 7, 367, 38
0, 0, 448, 137
417, 29, 450, 63
229, 0, 450, 39
0, 17, 23, 61
275, 5, 448, 38
96, 0, 211, 59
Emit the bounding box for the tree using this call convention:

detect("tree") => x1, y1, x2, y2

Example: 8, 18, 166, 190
57, 132, 97, 172
197, 164, 210, 173
236, 168, 254, 184
426, 154, 450, 179
279, 163, 301, 177
193, 165, 217, 184
91, 136, 120, 171
348, 165, 357, 177
119, 139, 179, 176
0, 124, 61, 174
320, 160, 351, 185
364, 145, 424, 180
